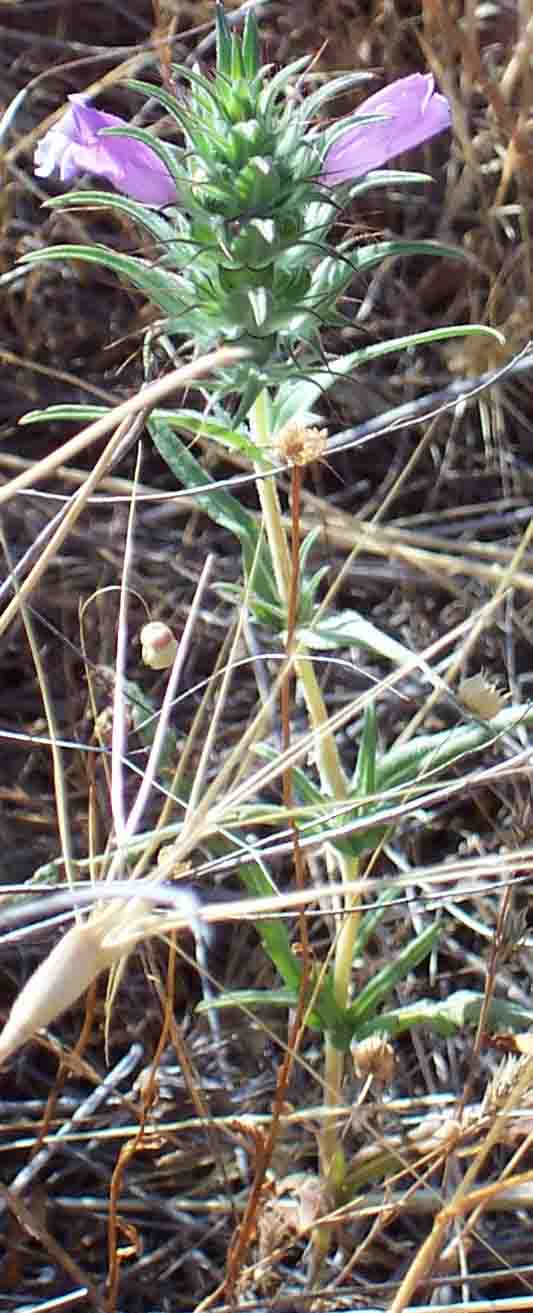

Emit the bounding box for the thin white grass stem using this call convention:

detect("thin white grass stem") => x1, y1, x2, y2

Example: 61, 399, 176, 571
130, 627, 239, 881
0, 532, 78, 900
106, 555, 214, 879
184, 607, 247, 822
181, 530, 290, 837
0, 346, 249, 508
10, 843, 533, 953
111, 446, 143, 849
0, 410, 147, 641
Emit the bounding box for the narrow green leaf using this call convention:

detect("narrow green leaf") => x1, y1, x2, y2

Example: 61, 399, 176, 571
347, 920, 441, 1028
259, 55, 312, 119
350, 239, 466, 273
346, 323, 505, 365
196, 986, 301, 1015
19, 244, 183, 316
377, 704, 533, 792
230, 30, 245, 82
148, 417, 257, 542
158, 408, 265, 462
271, 324, 502, 438
238, 863, 352, 1043
242, 7, 260, 79
238, 863, 304, 995
44, 189, 178, 243
302, 72, 373, 120
125, 78, 191, 128
297, 609, 413, 664
354, 703, 377, 797
352, 990, 533, 1041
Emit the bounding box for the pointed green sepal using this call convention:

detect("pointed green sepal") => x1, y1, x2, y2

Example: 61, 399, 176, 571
215, 1, 232, 76
242, 6, 260, 79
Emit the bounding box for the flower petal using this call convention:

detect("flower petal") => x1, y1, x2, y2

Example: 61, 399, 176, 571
34, 95, 177, 206
321, 73, 451, 185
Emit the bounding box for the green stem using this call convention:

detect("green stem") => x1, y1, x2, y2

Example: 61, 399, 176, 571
256, 468, 292, 607
249, 390, 362, 1208
320, 863, 359, 1181
249, 392, 348, 799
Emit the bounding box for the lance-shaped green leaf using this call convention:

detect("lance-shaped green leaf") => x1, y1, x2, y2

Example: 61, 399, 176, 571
377, 704, 533, 792
297, 609, 414, 665
352, 989, 533, 1041
347, 920, 442, 1030
271, 326, 503, 434
149, 417, 282, 622
238, 863, 352, 1043
19, 244, 185, 316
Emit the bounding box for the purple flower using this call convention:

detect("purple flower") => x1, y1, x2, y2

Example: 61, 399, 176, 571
321, 74, 451, 186
34, 96, 177, 206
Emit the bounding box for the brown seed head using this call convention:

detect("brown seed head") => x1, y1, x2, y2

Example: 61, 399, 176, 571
351, 1034, 395, 1085
458, 671, 507, 719
273, 419, 327, 467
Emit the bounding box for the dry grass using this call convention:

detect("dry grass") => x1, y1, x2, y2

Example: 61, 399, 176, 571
2, 1, 533, 1311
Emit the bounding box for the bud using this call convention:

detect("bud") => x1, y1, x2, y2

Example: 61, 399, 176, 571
140, 621, 178, 670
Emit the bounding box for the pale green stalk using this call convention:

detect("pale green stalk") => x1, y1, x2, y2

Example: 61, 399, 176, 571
249, 390, 361, 1193
249, 390, 349, 799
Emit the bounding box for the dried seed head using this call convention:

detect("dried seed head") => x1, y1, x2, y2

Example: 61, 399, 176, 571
351, 1034, 395, 1085
458, 671, 507, 719
140, 621, 178, 670
273, 420, 327, 467
482, 1052, 533, 1114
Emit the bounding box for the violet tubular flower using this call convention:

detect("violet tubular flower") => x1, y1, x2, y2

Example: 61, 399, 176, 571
321, 73, 451, 185
34, 95, 177, 206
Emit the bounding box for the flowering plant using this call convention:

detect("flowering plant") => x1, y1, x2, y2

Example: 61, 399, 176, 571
27, 12, 456, 410
3, 2, 506, 1282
